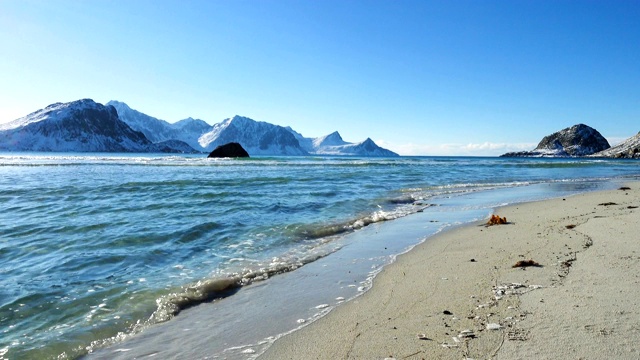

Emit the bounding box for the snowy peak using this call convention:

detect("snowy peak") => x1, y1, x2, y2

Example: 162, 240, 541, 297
197, 115, 397, 156
337, 137, 398, 157
312, 131, 347, 148
106, 100, 174, 142
0, 99, 148, 152
304, 133, 397, 157
0, 99, 197, 153
360, 138, 375, 148
198, 115, 308, 155
1, 99, 398, 156
108, 100, 212, 151
173, 117, 211, 133
0, 98, 104, 131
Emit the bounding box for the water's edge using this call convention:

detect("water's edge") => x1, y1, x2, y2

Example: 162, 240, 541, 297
86, 179, 623, 360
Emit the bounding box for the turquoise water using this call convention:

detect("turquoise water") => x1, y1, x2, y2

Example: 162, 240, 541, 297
1, 154, 639, 359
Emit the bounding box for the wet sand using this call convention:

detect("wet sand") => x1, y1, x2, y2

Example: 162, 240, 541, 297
260, 182, 640, 359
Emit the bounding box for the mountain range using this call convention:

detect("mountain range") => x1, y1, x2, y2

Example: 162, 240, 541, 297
0, 99, 398, 156
3, 100, 638, 158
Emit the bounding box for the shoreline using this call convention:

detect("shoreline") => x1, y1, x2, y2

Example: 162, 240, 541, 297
260, 181, 640, 359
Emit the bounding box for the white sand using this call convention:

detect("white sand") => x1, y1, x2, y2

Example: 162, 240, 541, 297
260, 183, 640, 359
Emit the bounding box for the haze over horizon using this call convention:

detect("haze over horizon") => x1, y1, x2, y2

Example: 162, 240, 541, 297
1, 0, 638, 156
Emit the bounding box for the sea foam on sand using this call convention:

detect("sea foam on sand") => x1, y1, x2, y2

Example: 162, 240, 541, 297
261, 182, 640, 359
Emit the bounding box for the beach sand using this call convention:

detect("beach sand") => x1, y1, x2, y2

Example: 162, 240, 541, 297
260, 183, 640, 359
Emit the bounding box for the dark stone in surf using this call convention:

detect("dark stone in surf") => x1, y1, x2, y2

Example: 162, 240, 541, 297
207, 142, 250, 158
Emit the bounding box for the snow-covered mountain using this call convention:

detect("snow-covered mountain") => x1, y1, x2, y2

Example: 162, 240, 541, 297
501, 124, 610, 157
316, 137, 398, 157
286, 127, 397, 156
110, 101, 397, 156
198, 115, 308, 155
107, 101, 211, 151
1, 99, 398, 156
591, 132, 640, 158
312, 131, 349, 149
0, 99, 196, 153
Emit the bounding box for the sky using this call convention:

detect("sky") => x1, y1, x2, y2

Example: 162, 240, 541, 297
0, 0, 638, 156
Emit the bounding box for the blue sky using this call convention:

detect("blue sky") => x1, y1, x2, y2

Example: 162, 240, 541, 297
0, 0, 638, 155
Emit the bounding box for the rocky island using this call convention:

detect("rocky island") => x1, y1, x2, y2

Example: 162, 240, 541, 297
501, 124, 610, 157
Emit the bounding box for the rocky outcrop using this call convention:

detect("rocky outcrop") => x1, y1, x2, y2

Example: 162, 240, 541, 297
207, 142, 250, 158
591, 132, 640, 159
501, 124, 610, 157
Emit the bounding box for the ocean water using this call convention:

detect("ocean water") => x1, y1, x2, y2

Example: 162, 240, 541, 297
1, 153, 638, 359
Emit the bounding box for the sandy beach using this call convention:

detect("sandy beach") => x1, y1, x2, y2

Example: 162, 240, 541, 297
260, 182, 640, 360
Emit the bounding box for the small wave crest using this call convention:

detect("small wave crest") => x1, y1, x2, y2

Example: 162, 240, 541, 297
146, 198, 433, 325
149, 252, 327, 324
292, 202, 433, 242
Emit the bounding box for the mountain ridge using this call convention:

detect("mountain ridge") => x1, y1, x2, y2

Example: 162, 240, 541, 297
111, 101, 398, 157
0, 99, 398, 156
106, 101, 211, 151
0, 99, 194, 153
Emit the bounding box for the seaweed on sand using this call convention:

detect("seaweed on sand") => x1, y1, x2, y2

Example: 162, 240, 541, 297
512, 259, 542, 268
487, 215, 508, 226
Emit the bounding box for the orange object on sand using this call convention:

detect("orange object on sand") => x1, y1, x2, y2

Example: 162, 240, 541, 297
487, 215, 507, 226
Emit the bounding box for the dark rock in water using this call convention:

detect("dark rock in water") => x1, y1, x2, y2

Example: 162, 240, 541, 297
207, 142, 250, 158
501, 124, 610, 157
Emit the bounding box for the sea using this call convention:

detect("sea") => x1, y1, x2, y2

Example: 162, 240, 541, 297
1, 153, 638, 360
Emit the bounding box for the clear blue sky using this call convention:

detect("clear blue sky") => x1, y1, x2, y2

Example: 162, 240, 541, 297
1, 0, 638, 155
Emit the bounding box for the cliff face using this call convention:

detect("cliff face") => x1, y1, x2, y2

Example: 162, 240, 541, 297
501, 124, 610, 157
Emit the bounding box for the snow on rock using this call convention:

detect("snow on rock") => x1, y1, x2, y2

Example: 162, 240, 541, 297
108, 100, 211, 151
90, 102, 397, 156
312, 137, 398, 157
312, 131, 349, 149
501, 124, 610, 157
198, 115, 308, 155
0, 99, 196, 153
591, 131, 640, 158
1, 99, 398, 156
